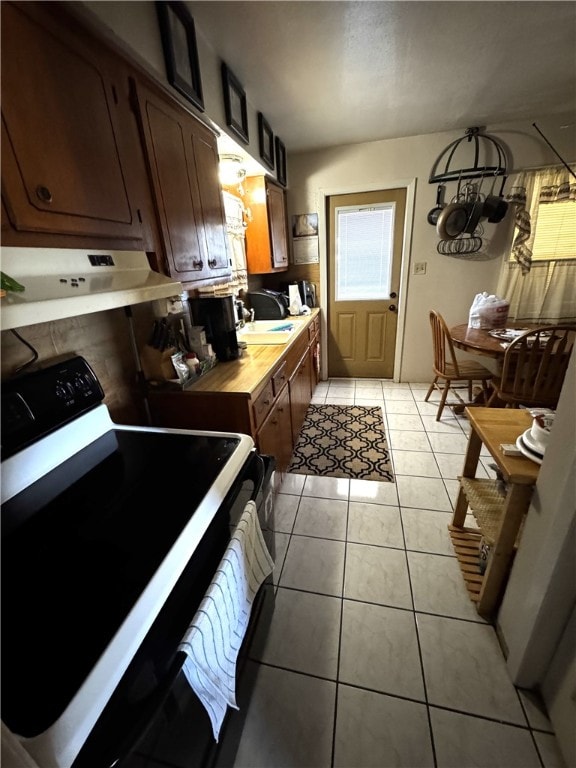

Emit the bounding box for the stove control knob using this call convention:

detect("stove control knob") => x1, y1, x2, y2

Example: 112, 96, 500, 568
55, 381, 67, 400
73, 372, 97, 397
55, 379, 75, 404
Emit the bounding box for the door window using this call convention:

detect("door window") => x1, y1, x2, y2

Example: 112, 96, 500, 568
335, 204, 395, 301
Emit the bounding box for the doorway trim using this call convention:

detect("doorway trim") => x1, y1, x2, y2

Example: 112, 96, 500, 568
317, 178, 416, 382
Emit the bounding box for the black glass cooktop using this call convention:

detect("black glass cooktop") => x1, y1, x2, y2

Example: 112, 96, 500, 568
1, 427, 240, 737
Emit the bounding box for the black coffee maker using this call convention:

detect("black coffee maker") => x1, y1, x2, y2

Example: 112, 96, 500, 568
189, 295, 239, 362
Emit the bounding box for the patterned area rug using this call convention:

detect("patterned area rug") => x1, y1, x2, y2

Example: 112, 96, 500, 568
288, 404, 394, 482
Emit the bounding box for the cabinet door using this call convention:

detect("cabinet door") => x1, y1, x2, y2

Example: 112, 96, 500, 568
266, 180, 289, 269
134, 82, 231, 284
1, 2, 145, 242
289, 352, 312, 445
310, 334, 321, 390
193, 131, 230, 273
244, 176, 288, 274
257, 386, 293, 473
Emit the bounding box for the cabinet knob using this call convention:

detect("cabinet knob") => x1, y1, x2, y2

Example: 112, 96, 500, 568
192, 260, 204, 270
208, 258, 217, 269
36, 185, 53, 203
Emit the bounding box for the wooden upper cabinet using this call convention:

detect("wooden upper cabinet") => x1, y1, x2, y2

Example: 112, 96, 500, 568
193, 130, 231, 274
1, 2, 147, 244
244, 176, 289, 273
133, 80, 231, 285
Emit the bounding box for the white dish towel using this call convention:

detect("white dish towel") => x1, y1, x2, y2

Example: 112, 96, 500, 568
178, 500, 274, 741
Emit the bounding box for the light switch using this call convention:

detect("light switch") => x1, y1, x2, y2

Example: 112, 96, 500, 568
413, 262, 427, 275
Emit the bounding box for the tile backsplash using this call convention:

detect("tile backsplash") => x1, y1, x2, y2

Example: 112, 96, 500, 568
1, 304, 156, 425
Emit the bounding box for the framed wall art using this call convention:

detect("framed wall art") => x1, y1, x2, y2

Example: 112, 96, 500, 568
221, 62, 249, 144
156, 1, 204, 111
275, 136, 287, 186
258, 112, 275, 170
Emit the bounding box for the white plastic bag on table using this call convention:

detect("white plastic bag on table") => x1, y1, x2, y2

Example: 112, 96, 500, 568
468, 292, 510, 330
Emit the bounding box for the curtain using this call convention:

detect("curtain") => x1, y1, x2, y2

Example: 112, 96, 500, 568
505, 166, 576, 274
497, 166, 576, 323
498, 259, 576, 323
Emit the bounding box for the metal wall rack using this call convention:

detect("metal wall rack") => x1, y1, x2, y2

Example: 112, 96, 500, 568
429, 127, 509, 192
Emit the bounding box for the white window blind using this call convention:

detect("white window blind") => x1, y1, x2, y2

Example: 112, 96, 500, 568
531, 200, 576, 261
336, 204, 395, 300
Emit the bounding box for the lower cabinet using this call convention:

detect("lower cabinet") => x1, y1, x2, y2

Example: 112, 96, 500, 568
309, 320, 321, 388
147, 315, 321, 475
289, 351, 312, 446
257, 385, 293, 473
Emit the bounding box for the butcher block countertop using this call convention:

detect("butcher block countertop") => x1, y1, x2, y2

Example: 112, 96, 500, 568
179, 309, 319, 396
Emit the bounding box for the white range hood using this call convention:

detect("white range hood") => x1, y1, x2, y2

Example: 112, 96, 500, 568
1, 248, 183, 331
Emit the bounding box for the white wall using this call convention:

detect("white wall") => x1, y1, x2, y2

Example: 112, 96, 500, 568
496, 352, 576, 765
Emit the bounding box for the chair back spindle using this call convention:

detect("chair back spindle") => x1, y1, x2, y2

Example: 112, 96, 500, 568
494, 326, 575, 408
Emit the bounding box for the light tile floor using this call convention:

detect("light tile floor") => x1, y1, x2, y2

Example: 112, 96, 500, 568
234, 379, 567, 768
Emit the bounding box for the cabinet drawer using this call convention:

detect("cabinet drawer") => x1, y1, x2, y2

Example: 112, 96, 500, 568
308, 317, 319, 342
253, 380, 274, 429
272, 361, 288, 396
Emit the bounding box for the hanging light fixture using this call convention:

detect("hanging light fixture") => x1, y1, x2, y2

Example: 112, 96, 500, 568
219, 154, 247, 186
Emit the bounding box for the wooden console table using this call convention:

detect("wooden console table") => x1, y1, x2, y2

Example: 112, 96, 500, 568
449, 408, 540, 619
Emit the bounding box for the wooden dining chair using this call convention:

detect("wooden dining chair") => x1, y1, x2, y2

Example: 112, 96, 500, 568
487, 325, 575, 409
425, 310, 493, 420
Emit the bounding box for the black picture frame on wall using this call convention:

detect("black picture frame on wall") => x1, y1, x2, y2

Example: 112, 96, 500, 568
156, 1, 204, 111
275, 136, 287, 186
221, 62, 249, 144
258, 112, 275, 171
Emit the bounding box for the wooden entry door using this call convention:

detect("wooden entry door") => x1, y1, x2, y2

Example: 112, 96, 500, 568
327, 189, 406, 378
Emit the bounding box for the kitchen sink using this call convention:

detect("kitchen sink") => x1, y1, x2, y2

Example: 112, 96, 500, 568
237, 319, 303, 345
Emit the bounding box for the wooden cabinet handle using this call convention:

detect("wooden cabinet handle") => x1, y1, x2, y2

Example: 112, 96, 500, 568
36, 185, 53, 203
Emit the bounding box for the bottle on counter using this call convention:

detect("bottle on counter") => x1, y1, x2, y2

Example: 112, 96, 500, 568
185, 352, 200, 375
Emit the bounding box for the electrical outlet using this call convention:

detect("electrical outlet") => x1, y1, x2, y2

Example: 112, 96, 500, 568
414, 262, 427, 275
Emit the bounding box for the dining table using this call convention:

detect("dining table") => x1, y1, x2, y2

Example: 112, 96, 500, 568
448, 324, 537, 411
449, 323, 538, 360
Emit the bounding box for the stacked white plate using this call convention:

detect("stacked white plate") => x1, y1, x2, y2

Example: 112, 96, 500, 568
516, 429, 544, 465
515, 413, 554, 465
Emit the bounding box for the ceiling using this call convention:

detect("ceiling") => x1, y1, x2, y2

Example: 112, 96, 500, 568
189, 0, 576, 159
